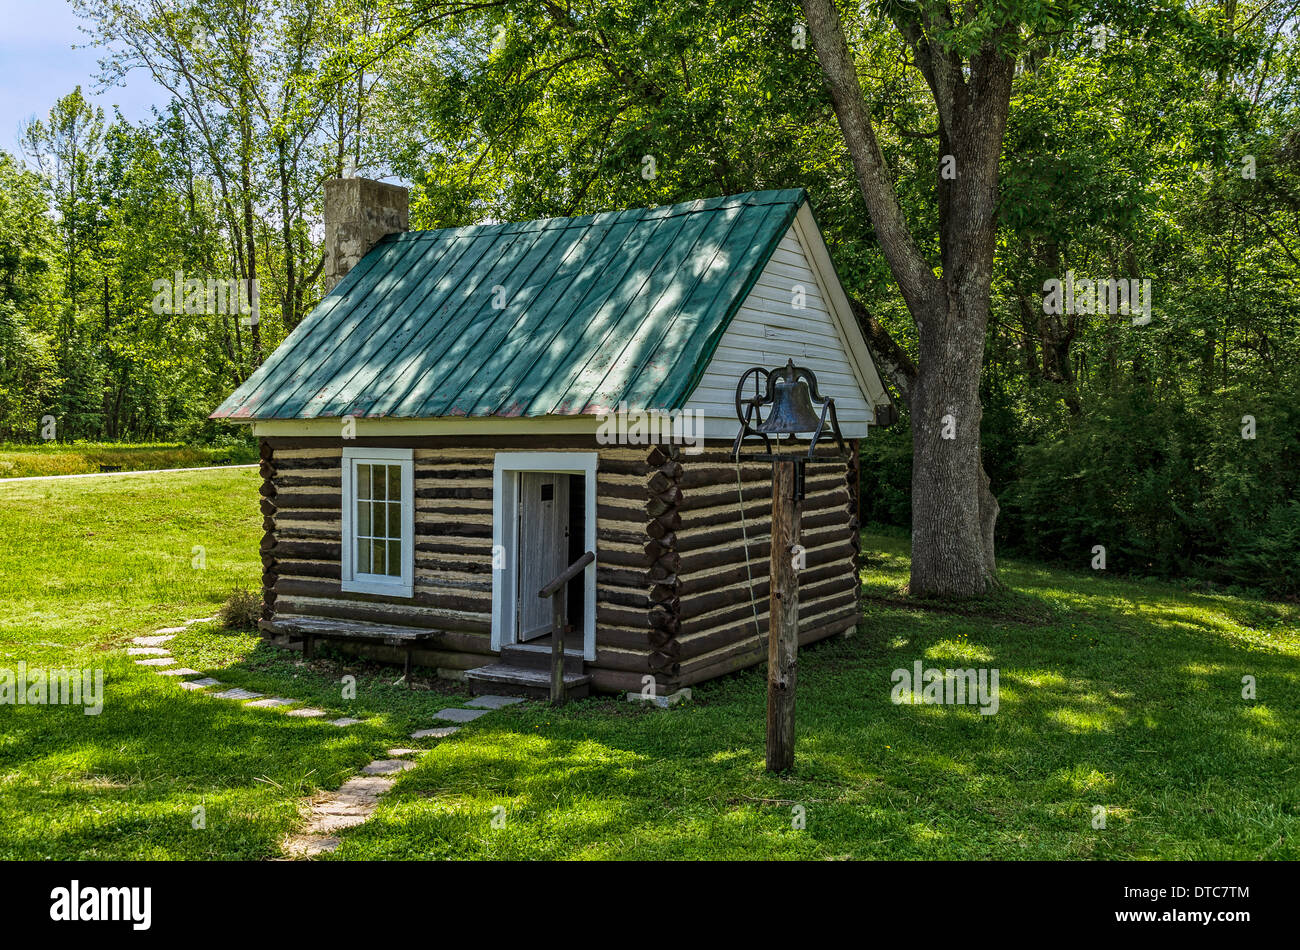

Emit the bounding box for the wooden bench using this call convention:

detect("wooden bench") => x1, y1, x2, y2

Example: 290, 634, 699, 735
265, 616, 439, 686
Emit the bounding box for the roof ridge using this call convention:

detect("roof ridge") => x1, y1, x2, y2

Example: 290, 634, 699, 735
396, 188, 806, 239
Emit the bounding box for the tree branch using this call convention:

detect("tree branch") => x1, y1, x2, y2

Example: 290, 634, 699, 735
801, 0, 942, 323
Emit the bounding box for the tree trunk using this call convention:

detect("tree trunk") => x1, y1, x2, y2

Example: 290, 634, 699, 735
910, 296, 996, 595
802, 0, 1011, 596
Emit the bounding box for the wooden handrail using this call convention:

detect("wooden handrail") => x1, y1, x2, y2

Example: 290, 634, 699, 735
537, 550, 594, 706
538, 550, 595, 599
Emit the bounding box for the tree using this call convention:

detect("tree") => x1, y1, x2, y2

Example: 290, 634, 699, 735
21, 88, 106, 364
798, 0, 1042, 595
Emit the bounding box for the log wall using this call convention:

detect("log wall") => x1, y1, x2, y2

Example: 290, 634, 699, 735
666, 440, 862, 689
257, 435, 862, 693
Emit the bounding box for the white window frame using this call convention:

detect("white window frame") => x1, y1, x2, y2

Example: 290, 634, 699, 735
341, 446, 415, 598
491, 452, 598, 661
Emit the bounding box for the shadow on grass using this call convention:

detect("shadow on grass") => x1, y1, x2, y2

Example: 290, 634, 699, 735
0, 656, 385, 859
323, 579, 1300, 860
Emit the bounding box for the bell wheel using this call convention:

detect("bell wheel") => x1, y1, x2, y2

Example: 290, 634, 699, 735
734, 367, 769, 427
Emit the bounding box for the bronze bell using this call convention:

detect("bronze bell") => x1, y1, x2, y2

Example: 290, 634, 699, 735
755, 360, 823, 435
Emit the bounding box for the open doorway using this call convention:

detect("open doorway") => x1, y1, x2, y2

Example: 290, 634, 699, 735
515, 472, 585, 642
490, 452, 598, 660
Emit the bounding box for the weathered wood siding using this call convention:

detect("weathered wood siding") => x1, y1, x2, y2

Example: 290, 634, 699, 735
683, 225, 874, 436
258, 436, 862, 693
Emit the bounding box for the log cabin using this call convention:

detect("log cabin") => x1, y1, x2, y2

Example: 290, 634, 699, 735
212, 179, 893, 698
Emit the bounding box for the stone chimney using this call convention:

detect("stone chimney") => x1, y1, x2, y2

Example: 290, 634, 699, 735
323, 177, 410, 290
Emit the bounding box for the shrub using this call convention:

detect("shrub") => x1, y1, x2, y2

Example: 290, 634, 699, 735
219, 586, 261, 629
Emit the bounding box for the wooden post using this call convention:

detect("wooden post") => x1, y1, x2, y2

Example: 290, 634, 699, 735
767, 459, 801, 772
550, 593, 566, 706
538, 550, 593, 708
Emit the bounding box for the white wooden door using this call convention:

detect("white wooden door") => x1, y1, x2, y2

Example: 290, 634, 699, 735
517, 472, 570, 641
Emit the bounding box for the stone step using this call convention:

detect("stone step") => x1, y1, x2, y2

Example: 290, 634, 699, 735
464, 663, 592, 700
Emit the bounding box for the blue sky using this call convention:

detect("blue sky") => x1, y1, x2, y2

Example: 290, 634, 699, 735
0, 0, 167, 153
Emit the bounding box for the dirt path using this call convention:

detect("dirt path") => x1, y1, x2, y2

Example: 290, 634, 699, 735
1, 464, 257, 484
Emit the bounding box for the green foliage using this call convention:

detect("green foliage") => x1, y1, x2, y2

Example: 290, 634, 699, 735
219, 585, 262, 629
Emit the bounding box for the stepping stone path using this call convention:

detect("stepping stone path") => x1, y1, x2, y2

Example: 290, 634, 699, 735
286, 698, 526, 859
127, 622, 527, 860
128, 620, 372, 727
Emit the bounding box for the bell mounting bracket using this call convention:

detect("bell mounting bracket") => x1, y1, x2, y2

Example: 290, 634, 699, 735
731, 358, 847, 468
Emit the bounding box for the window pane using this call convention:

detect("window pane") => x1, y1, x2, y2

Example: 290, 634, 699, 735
387, 501, 401, 541
357, 536, 371, 573
372, 539, 386, 575
357, 497, 371, 536
373, 467, 387, 501
387, 540, 402, 576
357, 463, 371, 500
387, 465, 401, 501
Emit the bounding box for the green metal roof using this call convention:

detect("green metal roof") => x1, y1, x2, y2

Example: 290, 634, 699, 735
212, 189, 807, 421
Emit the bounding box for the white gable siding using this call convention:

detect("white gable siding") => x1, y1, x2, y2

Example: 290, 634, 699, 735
684, 222, 876, 439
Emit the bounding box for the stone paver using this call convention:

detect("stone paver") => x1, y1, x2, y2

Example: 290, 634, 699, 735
134, 657, 176, 667
156, 667, 202, 677
189, 677, 223, 688
467, 695, 524, 710
213, 687, 263, 700
626, 687, 693, 709
179, 680, 210, 691
362, 759, 416, 775
128, 646, 170, 655
432, 707, 490, 723
387, 748, 419, 757
329, 717, 362, 727
184, 616, 219, 625
285, 835, 339, 857
245, 697, 295, 708
286, 707, 326, 718
336, 775, 394, 801
411, 725, 460, 740
132, 634, 176, 647
308, 812, 370, 833
154, 626, 187, 635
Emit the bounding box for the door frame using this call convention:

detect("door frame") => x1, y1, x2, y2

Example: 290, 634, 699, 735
491, 451, 598, 661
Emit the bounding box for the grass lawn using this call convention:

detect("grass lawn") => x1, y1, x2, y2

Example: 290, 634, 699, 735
0, 441, 258, 478
0, 468, 1297, 859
